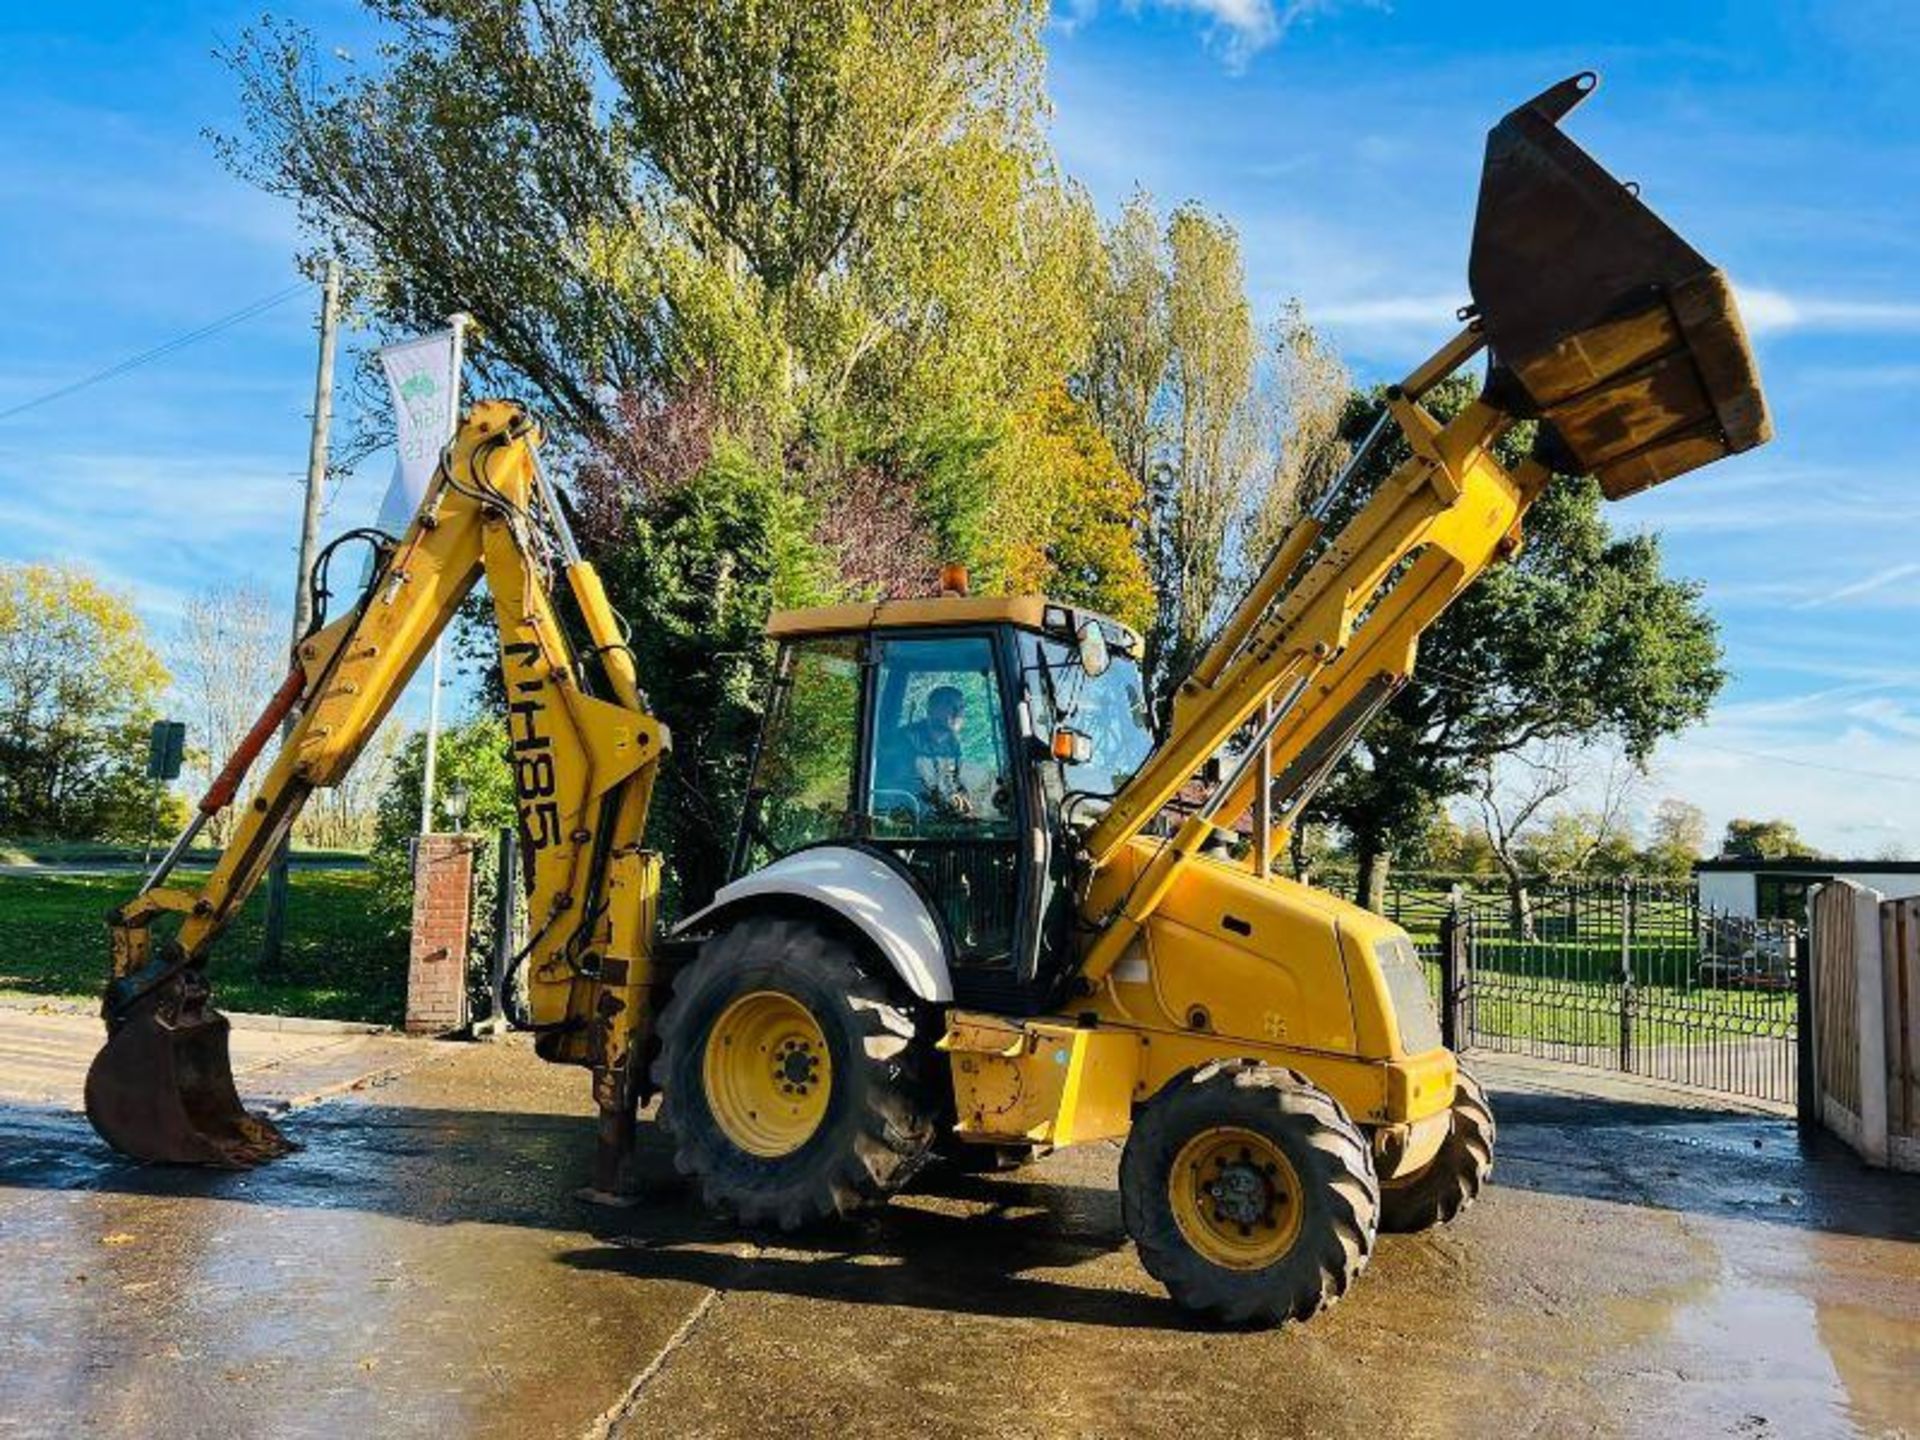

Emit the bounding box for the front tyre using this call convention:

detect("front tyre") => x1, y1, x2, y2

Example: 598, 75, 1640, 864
1120, 1062, 1379, 1327
652, 915, 936, 1230
1378, 1066, 1495, 1233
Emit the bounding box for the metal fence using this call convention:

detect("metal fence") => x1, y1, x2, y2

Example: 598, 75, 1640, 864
1358, 875, 1802, 1106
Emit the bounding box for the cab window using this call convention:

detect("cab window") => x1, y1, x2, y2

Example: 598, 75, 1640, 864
865, 635, 1015, 839
740, 637, 862, 868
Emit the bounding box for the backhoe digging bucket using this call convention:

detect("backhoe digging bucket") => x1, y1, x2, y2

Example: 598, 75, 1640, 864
85, 978, 298, 1169
1468, 72, 1771, 498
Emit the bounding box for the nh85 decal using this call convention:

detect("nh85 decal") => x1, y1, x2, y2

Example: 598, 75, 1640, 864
503, 640, 562, 851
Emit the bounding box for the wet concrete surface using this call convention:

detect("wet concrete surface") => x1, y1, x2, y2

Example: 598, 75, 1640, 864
0, 1003, 411, 1114
1, 1036, 1914, 1439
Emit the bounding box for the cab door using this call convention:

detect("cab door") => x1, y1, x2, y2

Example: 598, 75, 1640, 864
859, 631, 1031, 992
730, 635, 865, 877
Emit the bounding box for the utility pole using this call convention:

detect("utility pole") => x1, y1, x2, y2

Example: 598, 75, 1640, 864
418, 312, 469, 835
261, 258, 341, 971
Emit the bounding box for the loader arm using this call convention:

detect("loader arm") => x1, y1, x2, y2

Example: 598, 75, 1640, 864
1077, 71, 1769, 982
88, 400, 668, 1182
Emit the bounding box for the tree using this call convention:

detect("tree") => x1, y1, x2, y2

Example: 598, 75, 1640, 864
297, 719, 402, 851
0, 564, 169, 840
218, 2, 1078, 450
224, 1, 1174, 906
1156, 205, 1258, 680
1473, 742, 1643, 936
1721, 817, 1822, 861
370, 715, 520, 913
1642, 797, 1708, 876
1087, 193, 1172, 512
1085, 197, 1344, 704
576, 438, 831, 914
1411, 810, 1497, 878
1310, 378, 1726, 910
1243, 299, 1350, 564
989, 386, 1155, 636
173, 581, 284, 845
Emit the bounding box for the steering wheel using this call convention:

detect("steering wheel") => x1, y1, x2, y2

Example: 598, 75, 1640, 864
870, 788, 926, 828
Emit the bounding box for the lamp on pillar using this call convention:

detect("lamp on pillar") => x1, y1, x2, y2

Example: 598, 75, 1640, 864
443, 780, 471, 835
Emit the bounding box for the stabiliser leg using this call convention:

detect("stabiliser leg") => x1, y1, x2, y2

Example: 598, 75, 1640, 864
578, 1059, 644, 1207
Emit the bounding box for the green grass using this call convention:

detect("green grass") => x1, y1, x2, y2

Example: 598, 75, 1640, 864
1418, 957, 1795, 1054
0, 870, 408, 1025
0, 837, 370, 867
1460, 982, 1795, 1049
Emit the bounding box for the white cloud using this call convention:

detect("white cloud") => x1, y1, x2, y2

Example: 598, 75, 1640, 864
1653, 735, 1920, 857
1736, 285, 1920, 336
1301, 280, 1920, 359
1643, 678, 1920, 857
1307, 291, 1470, 363
1314, 292, 1465, 328
1062, 0, 1364, 64
1793, 561, 1920, 610
1794, 363, 1920, 391
1844, 697, 1920, 740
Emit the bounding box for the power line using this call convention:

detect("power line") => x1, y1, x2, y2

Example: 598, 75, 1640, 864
0, 281, 314, 424
1409, 665, 1920, 787
1684, 741, 1920, 787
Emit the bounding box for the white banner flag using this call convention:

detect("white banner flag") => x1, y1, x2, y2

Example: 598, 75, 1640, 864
374, 327, 460, 535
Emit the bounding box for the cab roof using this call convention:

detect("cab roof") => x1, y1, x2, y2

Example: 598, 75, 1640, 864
766, 594, 1142, 656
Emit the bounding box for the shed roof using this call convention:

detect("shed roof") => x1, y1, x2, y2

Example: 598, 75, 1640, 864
1693, 857, 1920, 874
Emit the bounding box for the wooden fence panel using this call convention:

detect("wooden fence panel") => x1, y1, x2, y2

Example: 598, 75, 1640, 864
1810, 880, 1917, 1170
1888, 897, 1919, 1144
1812, 881, 1860, 1117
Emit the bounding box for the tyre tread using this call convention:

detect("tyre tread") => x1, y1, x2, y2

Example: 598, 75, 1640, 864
652, 914, 935, 1231
1378, 1066, 1496, 1234
1120, 1060, 1380, 1327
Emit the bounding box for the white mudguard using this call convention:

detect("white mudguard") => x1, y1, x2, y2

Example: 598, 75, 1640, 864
671, 845, 953, 1003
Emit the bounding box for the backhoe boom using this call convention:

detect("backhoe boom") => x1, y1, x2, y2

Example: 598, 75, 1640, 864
86, 401, 667, 1181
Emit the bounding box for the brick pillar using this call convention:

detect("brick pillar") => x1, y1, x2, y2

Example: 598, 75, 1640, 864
407, 834, 480, 1035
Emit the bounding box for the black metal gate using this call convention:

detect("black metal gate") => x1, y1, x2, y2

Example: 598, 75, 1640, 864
1391, 878, 1801, 1107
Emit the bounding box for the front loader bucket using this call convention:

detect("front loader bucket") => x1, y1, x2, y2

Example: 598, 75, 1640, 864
1468, 72, 1771, 497
85, 988, 298, 1169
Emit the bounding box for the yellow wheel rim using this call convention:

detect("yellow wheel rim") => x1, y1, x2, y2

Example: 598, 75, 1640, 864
1168, 1126, 1304, 1270
701, 990, 833, 1158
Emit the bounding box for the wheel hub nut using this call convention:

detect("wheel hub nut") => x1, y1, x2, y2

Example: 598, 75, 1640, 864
1210, 1162, 1269, 1226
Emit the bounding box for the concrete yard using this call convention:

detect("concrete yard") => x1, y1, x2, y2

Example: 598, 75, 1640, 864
1, 1009, 1914, 1439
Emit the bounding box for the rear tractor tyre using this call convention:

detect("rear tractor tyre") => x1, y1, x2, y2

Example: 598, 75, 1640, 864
1120, 1061, 1379, 1327
652, 915, 936, 1230
1379, 1066, 1495, 1234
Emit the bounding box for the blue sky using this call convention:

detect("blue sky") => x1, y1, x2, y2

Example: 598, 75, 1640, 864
2, 1, 1918, 854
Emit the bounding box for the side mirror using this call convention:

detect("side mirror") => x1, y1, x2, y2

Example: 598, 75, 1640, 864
1076, 621, 1111, 679
1050, 725, 1092, 765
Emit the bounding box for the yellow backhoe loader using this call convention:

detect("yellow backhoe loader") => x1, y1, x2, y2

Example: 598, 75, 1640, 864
86, 74, 1768, 1325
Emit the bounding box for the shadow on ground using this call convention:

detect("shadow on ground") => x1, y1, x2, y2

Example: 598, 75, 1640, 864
0, 1098, 1191, 1330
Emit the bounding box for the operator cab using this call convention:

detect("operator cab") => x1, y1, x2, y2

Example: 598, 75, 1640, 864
732, 589, 1151, 1013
